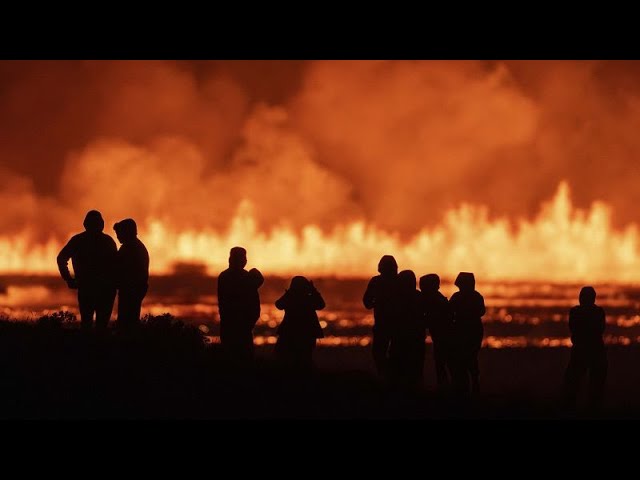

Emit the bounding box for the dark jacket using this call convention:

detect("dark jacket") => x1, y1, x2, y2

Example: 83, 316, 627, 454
57, 231, 117, 288
116, 238, 149, 292
275, 287, 325, 339
217, 267, 264, 333
569, 304, 606, 350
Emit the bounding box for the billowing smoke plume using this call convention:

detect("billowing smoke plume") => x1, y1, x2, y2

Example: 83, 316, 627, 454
2, 60, 640, 245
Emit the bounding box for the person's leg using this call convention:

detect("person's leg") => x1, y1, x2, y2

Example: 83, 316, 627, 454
372, 327, 390, 376
95, 288, 116, 330
470, 332, 483, 394
564, 349, 586, 410
449, 342, 468, 395
117, 289, 133, 328
307, 338, 317, 373
433, 341, 449, 388
414, 338, 426, 388
131, 287, 147, 325
131, 292, 143, 325
589, 350, 608, 411
78, 288, 96, 329
470, 349, 481, 394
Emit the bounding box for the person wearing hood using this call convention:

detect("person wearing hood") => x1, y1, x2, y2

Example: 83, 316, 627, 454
57, 210, 117, 329
564, 286, 607, 411
217, 246, 264, 364
449, 272, 485, 395
274, 276, 325, 373
363, 255, 399, 376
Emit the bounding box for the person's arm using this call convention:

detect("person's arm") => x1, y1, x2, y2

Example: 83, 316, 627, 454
56, 237, 77, 288
142, 243, 150, 285
363, 278, 377, 309
421, 295, 431, 330
598, 307, 606, 336
568, 307, 578, 336
443, 296, 453, 324
448, 293, 458, 322
217, 274, 228, 317
310, 283, 326, 310
275, 291, 289, 310
477, 293, 486, 317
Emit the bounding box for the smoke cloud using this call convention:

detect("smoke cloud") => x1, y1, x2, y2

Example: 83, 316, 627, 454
1, 60, 640, 244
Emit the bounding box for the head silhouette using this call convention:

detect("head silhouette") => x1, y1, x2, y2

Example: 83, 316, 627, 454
113, 218, 138, 244
289, 275, 311, 294
229, 247, 247, 270
455, 272, 475, 291
83, 210, 105, 233
398, 270, 417, 293
420, 273, 440, 293
248, 267, 265, 288
579, 286, 596, 306
378, 255, 398, 277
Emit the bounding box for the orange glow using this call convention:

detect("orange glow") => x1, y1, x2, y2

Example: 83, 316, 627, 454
1, 181, 640, 282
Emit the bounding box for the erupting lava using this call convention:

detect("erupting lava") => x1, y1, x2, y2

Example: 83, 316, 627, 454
1, 182, 639, 282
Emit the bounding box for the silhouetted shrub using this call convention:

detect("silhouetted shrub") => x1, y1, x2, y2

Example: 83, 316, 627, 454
140, 312, 206, 348
36, 310, 77, 329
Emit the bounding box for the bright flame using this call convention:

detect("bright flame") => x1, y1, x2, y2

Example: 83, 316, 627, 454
2, 181, 640, 282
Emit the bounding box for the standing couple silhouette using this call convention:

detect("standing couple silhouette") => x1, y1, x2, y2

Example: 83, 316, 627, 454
57, 210, 149, 330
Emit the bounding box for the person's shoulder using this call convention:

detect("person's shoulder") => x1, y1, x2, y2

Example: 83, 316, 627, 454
437, 291, 448, 302
136, 238, 149, 253
100, 232, 117, 245
569, 305, 580, 314
69, 232, 85, 243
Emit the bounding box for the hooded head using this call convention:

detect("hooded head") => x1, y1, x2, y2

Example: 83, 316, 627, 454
83, 210, 104, 233
289, 275, 311, 294
229, 246, 248, 270
378, 255, 398, 277
579, 286, 596, 306
398, 269, 417, 293
420, 273, 440, 293
113, 218, 138, 244
455, 272, 476, 291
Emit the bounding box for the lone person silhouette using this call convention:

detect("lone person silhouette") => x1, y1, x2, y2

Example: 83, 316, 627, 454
274, 276, 325, 373
420, 273, 453, 390
564, 286, 607, 411
449, 272, 485, 395
113, 218, 149, 328
217, 247, 264, 364
363, 255, 399, 376
57, 210, 117, 329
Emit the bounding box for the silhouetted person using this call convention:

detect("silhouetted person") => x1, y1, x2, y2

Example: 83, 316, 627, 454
217, 247, 264, 364
363, 255, 399, 376
57, 210, 117, 329
564, 286, 607, 411
113, 219, 149, 328
420, 273, 453, 389
274, 276, 325, 373
389, 270, 425, 389
449, 272, 485, 395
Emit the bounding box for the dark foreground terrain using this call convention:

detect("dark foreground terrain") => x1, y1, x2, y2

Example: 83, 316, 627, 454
1, 313, 638, 419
